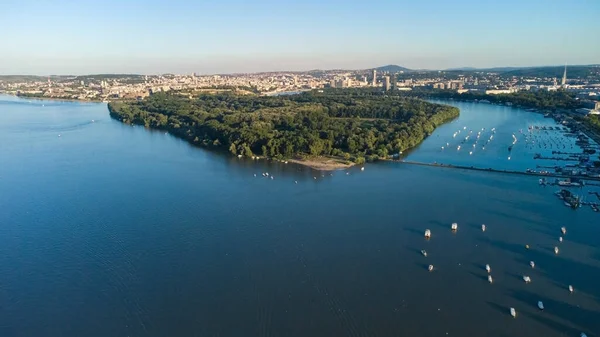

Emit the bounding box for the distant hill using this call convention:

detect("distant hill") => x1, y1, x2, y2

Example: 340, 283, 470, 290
444, 65, 600, 78
502, 65, 599, 78
374, 65, 411, 73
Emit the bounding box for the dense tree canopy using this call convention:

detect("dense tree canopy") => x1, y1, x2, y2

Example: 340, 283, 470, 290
108, 89, 458, 163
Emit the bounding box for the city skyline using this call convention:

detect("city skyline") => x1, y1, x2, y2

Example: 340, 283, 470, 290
1, 0, 599, 75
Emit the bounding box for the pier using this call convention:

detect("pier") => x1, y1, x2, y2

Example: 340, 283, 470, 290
398, 160, 600, 182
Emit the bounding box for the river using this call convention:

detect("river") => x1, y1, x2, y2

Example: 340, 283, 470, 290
1, 95, 598, 337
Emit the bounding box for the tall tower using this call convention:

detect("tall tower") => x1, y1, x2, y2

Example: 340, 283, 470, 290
561, 64, 567, 87
372, 69, 377, 86
383, 76, 391, 91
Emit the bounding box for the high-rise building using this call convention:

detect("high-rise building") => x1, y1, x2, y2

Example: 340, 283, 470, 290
372, 69, 377, 86
561, 64, 567, 87
383, 76, 391, 91
391, 74, 397, 90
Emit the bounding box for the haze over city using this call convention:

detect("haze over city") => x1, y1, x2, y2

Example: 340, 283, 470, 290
2, 0, 599, 75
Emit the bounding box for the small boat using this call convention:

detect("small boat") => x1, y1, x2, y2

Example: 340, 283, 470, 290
360, 167, 365, 171
270, 176, 274, 180
457, 145, 461, 151
424, 229, 431, 238
559, 236, 563, 242
538, 301, 544, 310
451, 223, 458, 231
581, 333, 587, 337
510, 307, 516, 318
525, 244, 530, 249
508, 156, 511, 160
428, 264, 434, 272
485, 264, 491, 273
481, 224, 486, 232
488, 275, 493, 283
569, 285, 574, 293
253, 174, 257, 177
421, 250, 427, 257
561, 226, 566, 235
530, 261, 535, 268
523, 276, 531, 283
237, 154, 242, 158
554, 246, 559, 254
294, 181, 298, 184
469, 151, 473, 155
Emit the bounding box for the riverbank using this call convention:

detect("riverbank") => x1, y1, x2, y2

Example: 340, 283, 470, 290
0, 92, 106, 103
287, 157, 354, 171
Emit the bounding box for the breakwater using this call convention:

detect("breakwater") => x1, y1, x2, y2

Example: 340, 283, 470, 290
399, 160, 600, 182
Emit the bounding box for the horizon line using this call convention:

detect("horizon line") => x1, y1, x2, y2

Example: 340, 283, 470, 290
1, 63, 598, 78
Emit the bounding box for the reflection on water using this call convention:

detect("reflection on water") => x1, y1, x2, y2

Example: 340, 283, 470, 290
0, 95, 598, 337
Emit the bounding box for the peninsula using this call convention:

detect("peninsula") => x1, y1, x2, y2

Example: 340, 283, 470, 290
108, 89, 458, 169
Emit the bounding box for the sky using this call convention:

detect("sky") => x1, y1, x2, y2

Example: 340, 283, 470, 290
1, 0, 599, 75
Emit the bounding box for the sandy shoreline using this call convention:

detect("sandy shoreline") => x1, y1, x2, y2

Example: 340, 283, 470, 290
287, 157, 355, 171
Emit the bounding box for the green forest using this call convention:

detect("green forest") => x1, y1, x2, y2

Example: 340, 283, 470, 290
408, 88, 582, 110
108, 89, 458, 163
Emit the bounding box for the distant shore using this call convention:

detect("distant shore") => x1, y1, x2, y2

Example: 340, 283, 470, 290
0, 92, 105, 103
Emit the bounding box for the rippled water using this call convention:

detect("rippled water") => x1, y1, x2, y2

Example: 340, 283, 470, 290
0, 95, 598, 337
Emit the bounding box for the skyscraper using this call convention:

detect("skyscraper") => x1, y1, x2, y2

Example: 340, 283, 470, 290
561, 64, 567, 87
391, 74, 397, 90
383, 76, 391, 91
372, 69, 377, 86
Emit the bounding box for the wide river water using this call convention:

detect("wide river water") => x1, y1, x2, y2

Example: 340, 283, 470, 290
1, 95, 599, 337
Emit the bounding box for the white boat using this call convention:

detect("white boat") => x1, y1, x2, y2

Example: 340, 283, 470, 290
451, 222, 458, 231
523, 276, 531, 283
421, 250, 427, 257
481, 224, 486, 232
441, 146, 444, 150
554, 246, 559, 254
561, 226, 566, 235
469, 151, 473, 155
360, 167, 365, 171
559, 236, 563, 242
294, 181, 298, 184
428, 264, 434, 272
485, 264, 491, 273
424, 229, 431, 238
510, 307, 516, 318
253, 174, 257, 177
530, 261, 535, 268
457, 145, 461, 150
581, 333, 587, 337
569, 285, 574, 293
538, 301, 544, 310
508, 156, 511, 160
488, 275, 493, 283
237, 154, 242, 158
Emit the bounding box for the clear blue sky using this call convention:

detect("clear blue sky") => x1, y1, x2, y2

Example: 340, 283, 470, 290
1, 0, 598, 75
